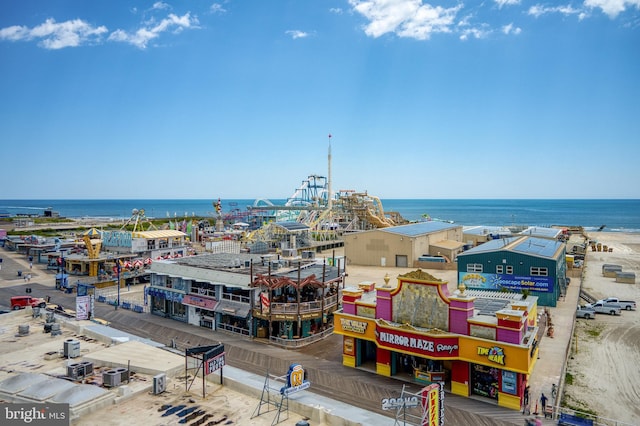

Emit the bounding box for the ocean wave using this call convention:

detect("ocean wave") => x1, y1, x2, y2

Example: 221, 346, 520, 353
583, 226, 640, 234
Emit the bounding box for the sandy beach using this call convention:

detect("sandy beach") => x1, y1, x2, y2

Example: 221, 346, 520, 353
562, 231, 640, 424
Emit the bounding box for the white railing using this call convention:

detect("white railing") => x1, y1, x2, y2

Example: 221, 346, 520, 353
269, 294, 338, 315
94, 286, 149, 313
269, 327, 334, 348
221, 292, 251, 304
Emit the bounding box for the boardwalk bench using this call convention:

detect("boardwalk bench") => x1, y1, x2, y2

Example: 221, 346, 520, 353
558, 413, 593, 426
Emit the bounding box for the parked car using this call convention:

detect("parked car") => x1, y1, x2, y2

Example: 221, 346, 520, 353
576, 305, 596, 319
585, 301, 622, 315
10, 296, 46, 310
599, 297, 636, 311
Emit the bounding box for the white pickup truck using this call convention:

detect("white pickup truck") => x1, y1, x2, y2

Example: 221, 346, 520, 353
599, 297, 636, 311
585, 301, 622, 315
576, 305, 596, 319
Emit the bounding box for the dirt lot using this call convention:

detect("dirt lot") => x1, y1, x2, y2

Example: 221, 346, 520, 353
563, 232, 640, 424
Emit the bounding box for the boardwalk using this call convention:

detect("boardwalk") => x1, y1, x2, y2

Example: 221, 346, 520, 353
0, 250, 558, 425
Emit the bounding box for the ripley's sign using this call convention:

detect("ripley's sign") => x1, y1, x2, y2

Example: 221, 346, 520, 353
376, 329, 460, 357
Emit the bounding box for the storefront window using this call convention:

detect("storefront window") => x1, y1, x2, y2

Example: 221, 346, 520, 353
151, 297, 165, 315
151, 274, 166, 287
172, 301, 186, 318
471, 364, 499, 400
166, 277, 186, 291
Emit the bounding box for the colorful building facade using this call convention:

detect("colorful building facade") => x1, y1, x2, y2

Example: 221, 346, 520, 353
456, 235, 567, 307
333, 269, 540, 411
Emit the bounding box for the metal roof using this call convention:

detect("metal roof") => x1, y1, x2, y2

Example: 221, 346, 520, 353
518, 226, 563, 239
458, 236, 563, 259
459, 237, 520, 254
511, 237, 564, 258
380, 221, 459, 237
463, 225, 512, 236
149, 253, 340, 288
131, 230, 186, 238
274, 221, 310, 231
473, 298, 512, 316
276, 263, 343, 282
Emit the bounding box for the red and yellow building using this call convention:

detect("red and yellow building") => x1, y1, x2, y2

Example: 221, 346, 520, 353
333, 269, 540, 410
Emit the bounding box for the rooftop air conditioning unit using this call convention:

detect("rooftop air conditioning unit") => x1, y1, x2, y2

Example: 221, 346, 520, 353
80, 361, 94, 377
67, 363, 83, 380
153, 373, 166, 395
102, 370, 121, 387
115, 367, 129, 383
63, 339, 80, 358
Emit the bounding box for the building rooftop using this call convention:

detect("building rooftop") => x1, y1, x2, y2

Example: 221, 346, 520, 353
518, 226, 563, 239
380, 221, 461, 237
149, 252, 344, 288
458, 235, 564, 259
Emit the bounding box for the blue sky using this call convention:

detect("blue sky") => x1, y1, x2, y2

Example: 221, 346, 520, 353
1, 1, 639, 200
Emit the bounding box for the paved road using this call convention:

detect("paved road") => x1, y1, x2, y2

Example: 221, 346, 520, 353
0, 249, 551, 425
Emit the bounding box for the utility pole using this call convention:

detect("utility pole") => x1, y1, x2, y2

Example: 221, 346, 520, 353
327, 134, 332, 211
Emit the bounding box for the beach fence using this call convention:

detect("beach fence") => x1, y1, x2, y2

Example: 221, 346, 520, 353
94, 285, 149, 313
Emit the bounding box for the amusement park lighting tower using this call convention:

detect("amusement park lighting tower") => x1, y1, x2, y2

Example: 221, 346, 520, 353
328, 133, 333, 211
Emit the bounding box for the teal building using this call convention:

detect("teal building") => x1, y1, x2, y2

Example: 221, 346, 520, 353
456, 236, 567, 307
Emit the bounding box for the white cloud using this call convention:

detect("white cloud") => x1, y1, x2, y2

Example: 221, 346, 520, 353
0, 18, 107, 49
456, 14, 492, 40
349, 0, 462, 40
108, 13, 198, 49
584, 0, 640, 18
459, 23, 491, 40
210, 3, 227, 14
502, 22, 522, 34
0, 25, 29, 41
153, 2, 171, 10
528, 4, 583, 17
286, 30, 309, 39
329, 7, 344, 14
495, 0, 521, 8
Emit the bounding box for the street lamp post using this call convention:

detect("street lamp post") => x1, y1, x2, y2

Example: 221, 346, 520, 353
59, 249, 67, 289
116, 259, 121, 308
59, 249, 66, 274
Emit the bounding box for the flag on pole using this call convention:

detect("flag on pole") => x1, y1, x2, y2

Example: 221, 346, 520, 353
260, 292, 270, 314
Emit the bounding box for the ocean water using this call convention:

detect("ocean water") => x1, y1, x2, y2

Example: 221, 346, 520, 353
1, 199, 639, 233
